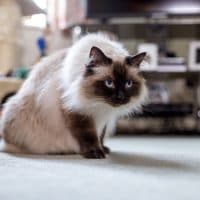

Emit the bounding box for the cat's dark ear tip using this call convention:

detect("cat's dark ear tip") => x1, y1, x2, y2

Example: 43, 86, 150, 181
90, 46, 98, 51
89, 46, 101, 57
139, 52, 147, 57
126, 52, 147, 67
92, 46, 99, 49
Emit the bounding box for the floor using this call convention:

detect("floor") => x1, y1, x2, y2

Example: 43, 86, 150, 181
0, 136, 200, 200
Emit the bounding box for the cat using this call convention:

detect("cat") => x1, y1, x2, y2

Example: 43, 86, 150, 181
0, 33, 148, 158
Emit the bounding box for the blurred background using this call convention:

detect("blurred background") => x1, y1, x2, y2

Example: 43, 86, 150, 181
0, 0, 200, 135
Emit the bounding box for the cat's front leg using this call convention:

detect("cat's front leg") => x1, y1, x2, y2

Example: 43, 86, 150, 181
76, 130, 106, 159
66, 112, 106, 159
100, 126, 110, 154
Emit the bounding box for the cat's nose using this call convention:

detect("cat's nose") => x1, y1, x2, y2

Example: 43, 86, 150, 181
116, 91, 125, 101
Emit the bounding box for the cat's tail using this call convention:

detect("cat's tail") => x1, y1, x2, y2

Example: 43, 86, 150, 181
0, 139, 25, 154
0, 129, 6, 152
0, 123, 2, 140
0, 127, 23, 153
0, 128, 24, 153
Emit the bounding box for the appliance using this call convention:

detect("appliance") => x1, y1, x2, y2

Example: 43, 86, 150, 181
188, 41, 200, 70
138, 43, 158, 70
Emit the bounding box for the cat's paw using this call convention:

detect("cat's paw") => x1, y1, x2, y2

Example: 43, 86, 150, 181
102, 145, 110, 154
83, 148, 106, 159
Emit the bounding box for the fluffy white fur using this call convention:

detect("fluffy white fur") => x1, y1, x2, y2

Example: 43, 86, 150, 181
0, 33, 148, 154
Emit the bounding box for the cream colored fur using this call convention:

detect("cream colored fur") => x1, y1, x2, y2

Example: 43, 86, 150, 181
0, 33, 148, 154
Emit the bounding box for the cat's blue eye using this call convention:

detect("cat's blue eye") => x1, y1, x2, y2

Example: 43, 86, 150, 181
104, 80, 114, 88
125, 80, 133, 88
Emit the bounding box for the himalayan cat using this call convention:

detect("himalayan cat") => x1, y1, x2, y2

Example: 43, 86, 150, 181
0, 33, 148, 158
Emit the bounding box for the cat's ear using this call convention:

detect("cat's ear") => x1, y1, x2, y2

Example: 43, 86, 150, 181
88, 46, 112, 67
125, 52, 146, 68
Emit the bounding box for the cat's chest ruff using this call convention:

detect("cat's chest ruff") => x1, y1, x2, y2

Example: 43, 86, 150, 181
93, 109, 115, 136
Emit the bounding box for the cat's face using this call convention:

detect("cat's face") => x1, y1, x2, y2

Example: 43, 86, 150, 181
80, 46, 147, 107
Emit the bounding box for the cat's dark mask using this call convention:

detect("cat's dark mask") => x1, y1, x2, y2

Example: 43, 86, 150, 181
82, 46, 146, 106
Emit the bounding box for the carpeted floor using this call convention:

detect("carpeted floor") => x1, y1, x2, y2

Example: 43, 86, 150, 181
0, 136, 200, 200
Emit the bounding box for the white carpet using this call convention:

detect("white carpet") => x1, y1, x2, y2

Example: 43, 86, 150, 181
0, 136, 200, 200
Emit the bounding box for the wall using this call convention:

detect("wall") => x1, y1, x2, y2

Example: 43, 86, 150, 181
0, 0, 21, 73
20, 26, 72, 67
20, 26, 42, 67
